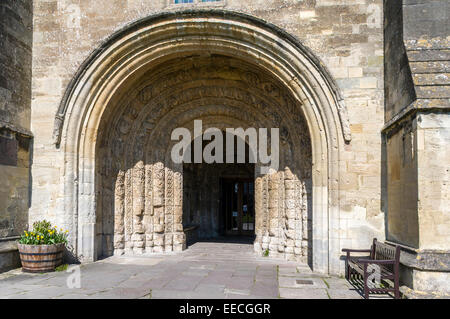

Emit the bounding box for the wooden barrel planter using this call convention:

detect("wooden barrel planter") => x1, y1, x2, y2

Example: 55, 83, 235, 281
17, 243, 65, 273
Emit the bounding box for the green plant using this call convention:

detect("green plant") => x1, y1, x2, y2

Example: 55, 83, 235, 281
55, 264, 68, 272
18, 220, 68, 245
263, 248, 269, 257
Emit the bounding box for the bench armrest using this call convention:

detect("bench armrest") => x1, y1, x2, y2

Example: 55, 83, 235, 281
358, 259, 396, 265
342, 248, 371, 253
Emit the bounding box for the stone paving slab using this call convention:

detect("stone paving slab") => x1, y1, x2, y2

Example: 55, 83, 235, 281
164, 275, 204, 291
225, 293, 268, 299
250, 281, 279, 298
278, 276, 328, 289
88, 287, 152, 299
322, 277, 354, 289
327, 288, 363, 299
0, 242, 373, 299
181, 269, 210, 277
151, 289, 226, 299
194, 283, 225, 294
223, 276, 255, 290
279, 287, 330, 299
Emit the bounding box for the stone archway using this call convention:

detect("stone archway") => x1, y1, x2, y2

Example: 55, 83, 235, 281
53, 10, 350, 274
95, 55, 312, 263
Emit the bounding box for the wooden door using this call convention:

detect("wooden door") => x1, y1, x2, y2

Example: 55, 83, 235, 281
222, 179, 255, 235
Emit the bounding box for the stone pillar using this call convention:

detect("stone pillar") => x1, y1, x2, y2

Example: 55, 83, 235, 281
301, 180, 309, 261
173, 166, 185, 251
144, 164, 154, 253
284, 167, 300, 261
268, 172, 279, 255
113, 171, 125, 255
253, 174, 263, 253
152, 162, 165, 253
132, 161, 145, 254
124, 169, 133, 254
277, 172, 286, 255
164, 167, 174, 252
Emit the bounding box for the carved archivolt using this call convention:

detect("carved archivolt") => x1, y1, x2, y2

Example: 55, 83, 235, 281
54, 11, 351, 147
94, 56, 312, 262
56, 11, 347, 273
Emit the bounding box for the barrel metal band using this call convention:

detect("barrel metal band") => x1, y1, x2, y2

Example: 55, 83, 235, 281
20, 258, 63, 263
19, 251, 62, 256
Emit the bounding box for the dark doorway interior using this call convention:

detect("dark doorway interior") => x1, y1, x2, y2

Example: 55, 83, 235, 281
220, 178, 255, 236
182, 132, 256, 245
183, 163, 255, 243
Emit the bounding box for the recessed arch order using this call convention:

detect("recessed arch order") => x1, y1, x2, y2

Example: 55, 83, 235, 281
53, 10, 351, 275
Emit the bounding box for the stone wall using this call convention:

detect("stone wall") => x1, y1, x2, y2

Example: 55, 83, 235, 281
30, 0, 385, 274
0, 1, 33, 130
383, 0, 415, 121
385, 123, 419, 247
383, 0, 450, 293
416, 113, 450, 251
0, 0, 33, 272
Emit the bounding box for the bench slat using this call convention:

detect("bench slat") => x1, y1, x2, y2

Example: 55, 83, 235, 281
374, 241, 396, 260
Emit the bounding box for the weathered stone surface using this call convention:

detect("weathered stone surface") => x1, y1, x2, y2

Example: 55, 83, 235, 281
383, 0, 450, 294
0, 242, 367, 299
0, 0, 446, 297
0, 0, 33, 272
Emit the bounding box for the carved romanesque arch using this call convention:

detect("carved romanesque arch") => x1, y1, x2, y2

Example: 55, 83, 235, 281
54, 10, 350, 274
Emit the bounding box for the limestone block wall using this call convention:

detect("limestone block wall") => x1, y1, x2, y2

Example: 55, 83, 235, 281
30, 0, 386, 274
386, 112, 450, 252
416, 113, 450, 251
0, 0, 33, 273
383, 0, 416, 121
0, 0, 33, 240
384, 0, 450, 250
383, 0, 450, 293
385, 123, 419, 247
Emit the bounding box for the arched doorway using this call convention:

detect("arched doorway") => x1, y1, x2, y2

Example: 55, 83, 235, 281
182, 132, 256, 241
95, 54, 312, 264
53, 10, 350, 274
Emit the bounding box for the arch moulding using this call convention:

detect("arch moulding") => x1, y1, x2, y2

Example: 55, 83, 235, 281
53, 10, 350, 275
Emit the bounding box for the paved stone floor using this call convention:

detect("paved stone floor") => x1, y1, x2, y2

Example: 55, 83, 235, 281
0, 241, 383, 299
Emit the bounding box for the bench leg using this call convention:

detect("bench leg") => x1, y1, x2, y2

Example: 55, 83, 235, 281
363, 265, 369, 299
394, 275, 400, 299
345, 252, 350, 280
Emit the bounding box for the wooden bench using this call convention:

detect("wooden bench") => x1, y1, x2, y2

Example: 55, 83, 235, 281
342, 238, 401, 299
